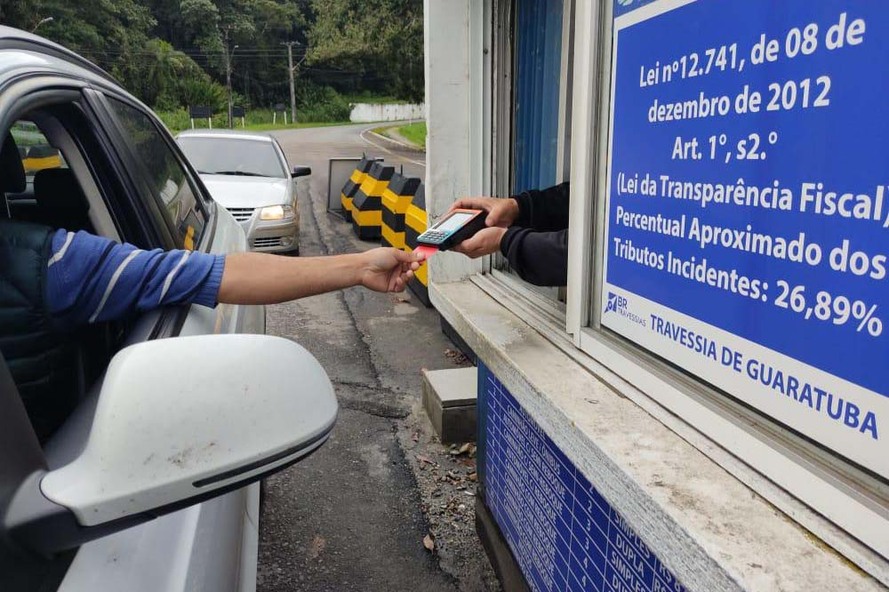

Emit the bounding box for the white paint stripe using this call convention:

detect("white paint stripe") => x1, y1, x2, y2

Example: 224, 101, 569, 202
159, 251, 190, 303
359, 127, 427, 168
89, 250, 142, 323
47, 232, 75, 268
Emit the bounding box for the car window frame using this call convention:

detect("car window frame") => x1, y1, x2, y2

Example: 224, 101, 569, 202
85, 90, 214, 252
82, 90, 219, 341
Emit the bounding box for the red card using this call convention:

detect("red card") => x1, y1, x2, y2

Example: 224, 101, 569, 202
413, 245, 439, 260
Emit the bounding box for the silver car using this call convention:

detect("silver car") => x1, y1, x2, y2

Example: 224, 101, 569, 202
0, 27, 335, 592
176, 130, 309, 255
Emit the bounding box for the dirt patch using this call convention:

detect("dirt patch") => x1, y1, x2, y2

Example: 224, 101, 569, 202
396, 404, 502, 592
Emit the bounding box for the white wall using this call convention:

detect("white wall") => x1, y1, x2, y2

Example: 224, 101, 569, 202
424, 0, 485, 285
348, 103, 426, 123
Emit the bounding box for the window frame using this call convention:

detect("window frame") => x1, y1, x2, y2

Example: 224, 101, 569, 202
488, 0, 576, 306
564, 0, 889, 563
88, 91, 212, 252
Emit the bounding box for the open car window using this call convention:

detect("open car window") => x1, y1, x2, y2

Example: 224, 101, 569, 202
104, 98, 207, 250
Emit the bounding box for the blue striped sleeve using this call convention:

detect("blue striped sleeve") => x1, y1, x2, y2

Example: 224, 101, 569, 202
46, 229, 226, 331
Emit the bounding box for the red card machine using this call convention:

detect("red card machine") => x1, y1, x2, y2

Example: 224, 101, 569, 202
416, 209, 487, 255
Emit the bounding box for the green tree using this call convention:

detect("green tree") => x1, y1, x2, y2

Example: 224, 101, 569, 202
0, 0, 420, 112
307, 0, 423, 102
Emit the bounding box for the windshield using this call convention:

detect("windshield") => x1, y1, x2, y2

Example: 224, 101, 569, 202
177, 136, 287, 178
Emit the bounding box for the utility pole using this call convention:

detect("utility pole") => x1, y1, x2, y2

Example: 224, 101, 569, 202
282, 41, 298, 124
282, 41, 308, 125
223, 28, 238, 128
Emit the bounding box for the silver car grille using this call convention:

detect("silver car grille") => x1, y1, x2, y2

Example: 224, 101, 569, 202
227, 207, 255, 222
253, 237, 283, 248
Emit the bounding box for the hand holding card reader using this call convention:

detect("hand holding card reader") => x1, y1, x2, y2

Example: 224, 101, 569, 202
415, 209, 487, 257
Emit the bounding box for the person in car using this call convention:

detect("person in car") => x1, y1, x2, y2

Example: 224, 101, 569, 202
30, 222, 422, 330
0, 218, 425, 439
448, 182, 569, 286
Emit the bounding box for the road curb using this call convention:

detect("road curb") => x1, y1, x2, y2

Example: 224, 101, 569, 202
368, 128, 426, 154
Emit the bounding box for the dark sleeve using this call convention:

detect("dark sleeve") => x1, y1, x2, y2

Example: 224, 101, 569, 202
511, 182, 570, 231
500, 227, 568, 286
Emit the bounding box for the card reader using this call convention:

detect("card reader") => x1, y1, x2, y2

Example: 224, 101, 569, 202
416, 208, 487, 253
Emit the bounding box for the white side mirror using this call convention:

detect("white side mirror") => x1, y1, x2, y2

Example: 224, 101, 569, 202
5, 334, 336, 553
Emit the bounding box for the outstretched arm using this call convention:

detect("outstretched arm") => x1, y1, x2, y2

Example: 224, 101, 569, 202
46, 229, 420, 330
218, 248, 420, 304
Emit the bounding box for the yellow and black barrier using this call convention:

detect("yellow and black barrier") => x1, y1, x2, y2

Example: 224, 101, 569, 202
340, 156, 374, 223
381, 173, 421, 250
404, 183, 432, 307
352, 161, 394, 240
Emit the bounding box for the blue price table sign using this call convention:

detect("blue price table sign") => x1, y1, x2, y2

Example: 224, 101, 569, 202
481, 365, 686, 592
602, 0, 888, 476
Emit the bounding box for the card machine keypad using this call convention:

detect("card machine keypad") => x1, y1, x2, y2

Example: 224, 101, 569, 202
417, 208, 487, 252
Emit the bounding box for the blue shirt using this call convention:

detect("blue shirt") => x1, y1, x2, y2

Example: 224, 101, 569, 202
46, 229, 225, 331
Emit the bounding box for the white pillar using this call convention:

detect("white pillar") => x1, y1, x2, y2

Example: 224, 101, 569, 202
424, 0, 486, 285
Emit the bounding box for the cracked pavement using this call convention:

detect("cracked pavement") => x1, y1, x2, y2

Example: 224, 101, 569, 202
256, 124, 499, 592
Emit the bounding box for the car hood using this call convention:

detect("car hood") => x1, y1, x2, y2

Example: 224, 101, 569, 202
199, 175, 291, 208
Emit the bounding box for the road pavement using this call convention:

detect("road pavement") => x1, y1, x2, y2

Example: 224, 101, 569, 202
256, 124, 498, 592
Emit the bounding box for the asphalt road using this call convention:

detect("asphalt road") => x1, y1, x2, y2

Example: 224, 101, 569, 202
256, 124, 492, 591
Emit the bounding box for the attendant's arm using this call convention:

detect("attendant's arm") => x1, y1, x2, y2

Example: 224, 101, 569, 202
451, 225, 568, 287
449, 182, 570, 232
511, 182, 570, 231
500, 227, 569, 286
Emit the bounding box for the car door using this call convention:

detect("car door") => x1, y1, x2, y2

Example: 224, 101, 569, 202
47, 91, 265, 592
0, 76, 262, 591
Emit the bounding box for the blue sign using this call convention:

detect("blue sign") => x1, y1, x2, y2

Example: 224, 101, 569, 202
603, 0, 887, 476
480, 364, 686, 592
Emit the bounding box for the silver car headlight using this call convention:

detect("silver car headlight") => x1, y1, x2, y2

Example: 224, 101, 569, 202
259, 205, 294, 221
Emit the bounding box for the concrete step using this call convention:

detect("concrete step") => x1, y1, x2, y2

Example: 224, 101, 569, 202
422, 366, 477, 444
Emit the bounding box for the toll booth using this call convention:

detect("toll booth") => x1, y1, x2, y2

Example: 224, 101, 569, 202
424, 1, 888, 591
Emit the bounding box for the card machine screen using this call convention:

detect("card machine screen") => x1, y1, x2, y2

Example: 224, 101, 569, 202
435, 211, 474, 234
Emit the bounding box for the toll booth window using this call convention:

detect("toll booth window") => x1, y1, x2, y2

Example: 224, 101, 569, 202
106, 98, 206, 250
494, 0, 573, 297
512, 0, 565, 193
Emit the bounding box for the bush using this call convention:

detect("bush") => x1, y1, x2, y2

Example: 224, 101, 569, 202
173, 78, 228, 114
155, 91, 354, 132
156, 108, 191, 132
298, 85, 351, 123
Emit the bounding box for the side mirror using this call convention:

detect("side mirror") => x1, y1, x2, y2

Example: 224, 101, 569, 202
291, 165, 312, 178
4, 334, 336, 554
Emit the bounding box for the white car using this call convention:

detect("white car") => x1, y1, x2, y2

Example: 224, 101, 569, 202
176, 130, 309, 255
0, 27, 335, 592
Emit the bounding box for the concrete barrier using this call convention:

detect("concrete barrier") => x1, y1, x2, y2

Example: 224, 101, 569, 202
349, 103, 426, 123
340, 157, 375, 222
352, 161, 394, 240
404, 184, 432, 307
381, 173, 421, 250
